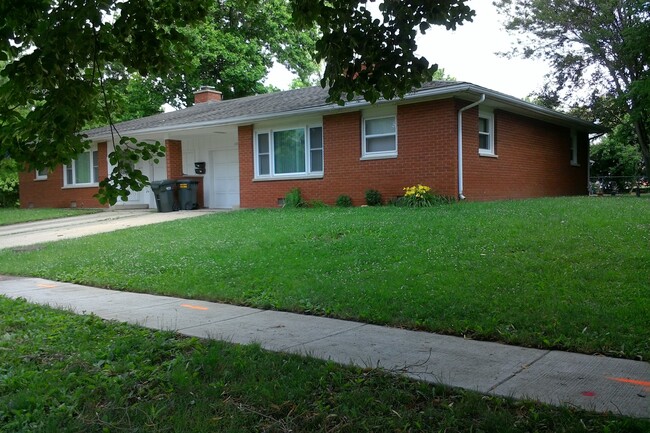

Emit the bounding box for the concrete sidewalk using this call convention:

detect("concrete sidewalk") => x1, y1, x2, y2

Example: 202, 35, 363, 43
0, 275, 648, 419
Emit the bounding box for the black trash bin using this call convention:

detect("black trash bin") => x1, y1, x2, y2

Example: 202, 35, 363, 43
150, 179, 177, 212
177, 179, 199, 210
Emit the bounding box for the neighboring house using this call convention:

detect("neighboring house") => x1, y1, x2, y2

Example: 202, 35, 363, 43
19, 81, 603, 209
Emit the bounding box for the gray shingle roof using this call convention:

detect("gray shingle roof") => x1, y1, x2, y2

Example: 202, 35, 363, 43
83, 80, 603, 139
83, 81, 463, 139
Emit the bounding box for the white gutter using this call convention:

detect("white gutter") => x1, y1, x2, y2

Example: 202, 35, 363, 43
457, 94, 486, 200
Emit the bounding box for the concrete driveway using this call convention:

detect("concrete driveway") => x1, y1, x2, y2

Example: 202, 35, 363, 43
0, 209, 216, 250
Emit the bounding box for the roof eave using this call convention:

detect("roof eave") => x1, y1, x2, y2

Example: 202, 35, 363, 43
462, 85, 605, 133
84, 102, 339, 140
85, 84, 474, 140
85, 83, 604, 140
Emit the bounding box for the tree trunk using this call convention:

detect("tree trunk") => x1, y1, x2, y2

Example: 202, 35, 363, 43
633, 117, 650, 179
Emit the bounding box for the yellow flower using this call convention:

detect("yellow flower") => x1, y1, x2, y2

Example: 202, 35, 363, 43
403, 184, 432, 199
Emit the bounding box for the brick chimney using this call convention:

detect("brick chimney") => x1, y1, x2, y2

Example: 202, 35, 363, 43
194, 86, 223, 104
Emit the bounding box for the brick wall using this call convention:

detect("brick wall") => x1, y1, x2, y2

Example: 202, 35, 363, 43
238, 99, 460, 208
238, 98, 589, 208
19, 142, 109, 208
462, 109, 589, 200
21, 100, 589, 210
398, 99, 458, 198
165, 139, 184, 179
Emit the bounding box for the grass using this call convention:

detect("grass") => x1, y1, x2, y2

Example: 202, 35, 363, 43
0, 208, 100, 226
0, 197, 648, 360
1, 296, 647, 432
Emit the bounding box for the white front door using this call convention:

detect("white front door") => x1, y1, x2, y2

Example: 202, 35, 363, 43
210, 146, 240, 208
114, 160, 156, 208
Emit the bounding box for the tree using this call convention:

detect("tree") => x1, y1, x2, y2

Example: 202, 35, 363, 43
432, 67, 456, 81
293, 0, 474, 104
0, 60, 20, 207
84, 73, 167, 129
0, 0, 213, 204
0, 0, 475, 204
154, 0, 321, 109
84, 0, 320, 127
590, 118, 643, 177
0, 157, 19, 208
494, 0, 650, 178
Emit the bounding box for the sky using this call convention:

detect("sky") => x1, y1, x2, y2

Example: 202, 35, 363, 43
265, 0, 549, 100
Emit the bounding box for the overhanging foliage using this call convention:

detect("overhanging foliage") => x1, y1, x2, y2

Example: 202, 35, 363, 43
0, 0, 474, 204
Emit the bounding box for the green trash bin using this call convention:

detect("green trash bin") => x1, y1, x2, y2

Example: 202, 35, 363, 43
177, 179, 199, 210
150, 180, 177, 212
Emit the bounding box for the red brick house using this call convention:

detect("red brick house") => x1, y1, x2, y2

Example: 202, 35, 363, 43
19, 82, 602, 209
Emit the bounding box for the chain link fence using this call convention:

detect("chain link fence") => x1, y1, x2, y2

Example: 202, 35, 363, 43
589, 176, 649, 196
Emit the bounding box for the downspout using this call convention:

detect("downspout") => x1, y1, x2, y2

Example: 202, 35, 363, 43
457, 94, 486, 200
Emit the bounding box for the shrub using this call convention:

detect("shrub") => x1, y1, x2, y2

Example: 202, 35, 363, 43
0, 158, 19, 208
336, 194, 353, 207
284, 188, 304, 208
365, 189, 382, 206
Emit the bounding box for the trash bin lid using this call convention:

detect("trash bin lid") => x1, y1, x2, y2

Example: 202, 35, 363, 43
150, 179, 176, 191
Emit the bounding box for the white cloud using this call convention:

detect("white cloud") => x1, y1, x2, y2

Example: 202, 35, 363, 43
265, 62, 294, 89
416, 0, 549, 99
266, 0, 549, 99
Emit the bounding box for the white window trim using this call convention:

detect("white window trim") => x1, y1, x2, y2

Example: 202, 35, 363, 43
478, 111, 495, 156
570, 130, 580, 166
61, 183, 101, 190
63, 144, 100, 187
254, 124, 324, 180
308, 125, 324, 174
256, 131, 271, 177
361, 115, 398, 160
35, 168, 48, 180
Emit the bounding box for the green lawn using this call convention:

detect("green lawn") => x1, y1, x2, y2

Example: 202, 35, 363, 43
1, 296, 646, 432
0, 208, 100, 226
0, 197, 648, 359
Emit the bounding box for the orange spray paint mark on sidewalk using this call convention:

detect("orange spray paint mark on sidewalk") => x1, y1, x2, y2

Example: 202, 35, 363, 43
607, 377, 650, 389
37, 284, 58, 288
180, 304, 209, 311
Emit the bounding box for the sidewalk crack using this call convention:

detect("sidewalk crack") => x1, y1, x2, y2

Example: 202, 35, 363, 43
176, 309, 265, 331
488, 350, 551, 392
282, 323, 368, 351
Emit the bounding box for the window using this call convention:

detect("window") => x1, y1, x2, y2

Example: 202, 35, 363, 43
257, 133, 271, 175
35, 168, 48, 180
363, 116, 397, 158
309, 127, 323, 172
570, 130, 579, 165
65, 148, 99, 186
255, 126, 323, 178
274, 129, 305, 174
478, 112, 494, 155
